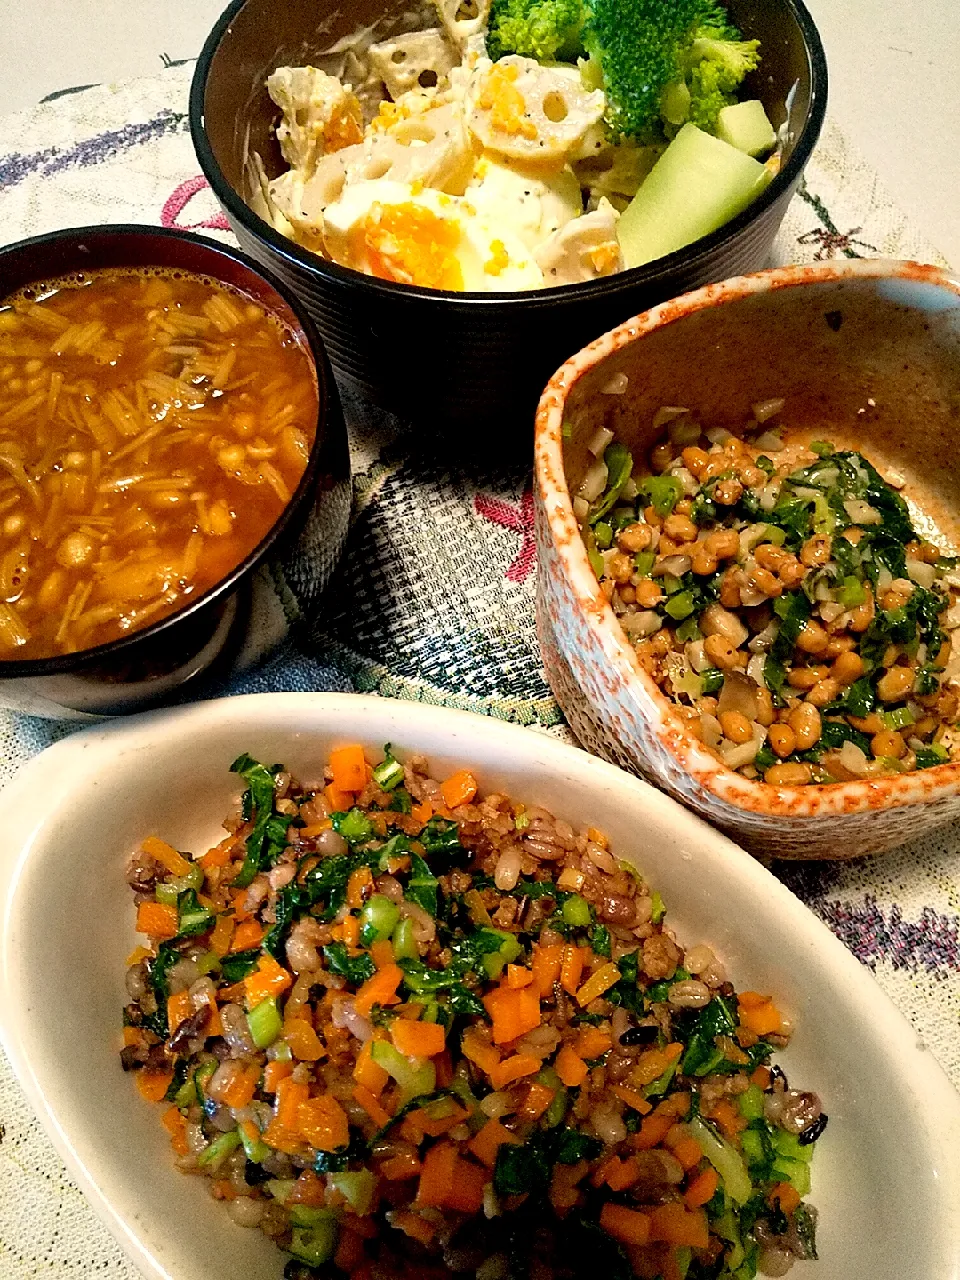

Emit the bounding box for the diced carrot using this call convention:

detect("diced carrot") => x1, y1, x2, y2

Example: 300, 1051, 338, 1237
125, 945, 152, 967
136, 900, 178, 940
657, 1092, 692, 1118
166, 988, 193, 1035
274, 1077, 310, 1129
299, 1094, 350, 1151
285, 1019, 326, 1062
488, 1053, 540, 1090
391, 1018, 446, 1059
141, 836, 192, 878
402, 1102, 469, 1141
685, 1166, 719, 1209
648, 1203, 709, 1249
631, 1111, 676, 1151
354, 964, 403, 1019
737, 990, 770, 1009
325, 781, 355, 813
244, 953, 293, 1009
370, 939, 395, 969
672, 1136, 704, 1171
600, 1203, 651, 1247
341, 915, 360, 949
263, 1059, 294, 1093
444, 1157, 487, 1214
347, 867, 373, 909
586, 827, 608, 848
161, 1105, 190, 1155
208, 914, 235, 957
391, 1210, 436, 1246
411, 800, 433, 827
353, 1084, 392, 1129
335, 1227, 367, 1271
519, 1080, 555, 1122
299, 822, 331, 839
531, 943, 564, 998
122, 1026, 142, 1048
505, 964, 533, 989
287, 1169, 326, 1207
354, 1040, 390, 1094
483, 985, 541, 1046
468, 1118, 522, 1168
222, 1064, 260, 1109
135, 1068, 174, 1102
461, 1027, 501, 1076
630, 1042, 684, 1087
576, 1026, 613, 1059
231, 918, 264, 951
329, 745, 367, 793
559, 944, 584, 996
711, 1098, 748, 1139
751, 1065, 772, 1090
381, 1149, 422, 1180
598, 1156, 640, 1191
415, 1140, 458, 1209
199, 837, 234, 871
261, 1121, 302, 1154
738, 997, 783, 1036
768, 1181, 802, 1213
555, 1045, 589, 1088
230, 888, 252, 921
440, 769, 478, 809
610, 1084, 653, 1115
575, 961, 621, 1007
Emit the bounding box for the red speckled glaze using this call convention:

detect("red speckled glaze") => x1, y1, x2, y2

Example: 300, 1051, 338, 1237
534, 259, 960, 859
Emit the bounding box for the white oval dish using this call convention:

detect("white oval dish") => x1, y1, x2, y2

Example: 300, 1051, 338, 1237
0, 692, 958, 1280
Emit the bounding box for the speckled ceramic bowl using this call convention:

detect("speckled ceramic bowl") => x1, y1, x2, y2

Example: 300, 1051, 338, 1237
534, 259, 960, 860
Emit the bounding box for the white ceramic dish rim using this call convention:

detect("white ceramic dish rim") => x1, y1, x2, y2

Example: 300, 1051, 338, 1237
0, 692, 959, 1279
534, 257, 960, 818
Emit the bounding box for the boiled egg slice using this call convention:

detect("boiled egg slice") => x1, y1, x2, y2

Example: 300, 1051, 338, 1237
322, 179, 544, 291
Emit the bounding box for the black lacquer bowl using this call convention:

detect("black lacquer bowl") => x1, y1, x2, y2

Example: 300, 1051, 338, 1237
190, 0, 827, 439
0, 226, 351, 718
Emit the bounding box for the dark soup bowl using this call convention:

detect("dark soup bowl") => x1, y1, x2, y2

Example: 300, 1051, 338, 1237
190, 0, 827, 440
0, 225, 351, 718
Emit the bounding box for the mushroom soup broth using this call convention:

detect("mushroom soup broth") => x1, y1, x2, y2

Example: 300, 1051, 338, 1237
0, 268, 316, 660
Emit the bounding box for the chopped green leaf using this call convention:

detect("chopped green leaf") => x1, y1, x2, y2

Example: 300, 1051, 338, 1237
590, 443, 634, 524
219, 947, 262, 983
406, 854, 439, 918
323, 942, 376, 985
639, 473, 683, 518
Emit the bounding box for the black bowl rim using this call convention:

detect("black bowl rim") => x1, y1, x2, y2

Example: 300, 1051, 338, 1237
189, 0, 828, 307
0, 223, 337, 679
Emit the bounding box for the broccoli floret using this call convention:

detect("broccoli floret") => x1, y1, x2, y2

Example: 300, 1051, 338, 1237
581, 0, 744, 141
486, 0, 587, 63
487, 0, 760, 145
684, 36, 761, 133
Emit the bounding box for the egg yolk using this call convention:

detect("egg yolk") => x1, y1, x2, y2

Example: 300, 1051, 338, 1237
350, 202, 465, 290
323, 98, 364, 152
478, 64, 537, 141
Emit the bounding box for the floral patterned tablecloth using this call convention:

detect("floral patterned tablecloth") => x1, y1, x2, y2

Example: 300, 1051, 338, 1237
0, 61, 956, 1279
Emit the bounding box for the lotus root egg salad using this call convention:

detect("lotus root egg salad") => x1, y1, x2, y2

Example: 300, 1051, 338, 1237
253, 0, 782, 291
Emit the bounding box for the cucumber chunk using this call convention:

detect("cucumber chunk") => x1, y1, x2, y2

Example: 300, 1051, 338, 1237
716, 99, 777, 157
617, 123, 771, 268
